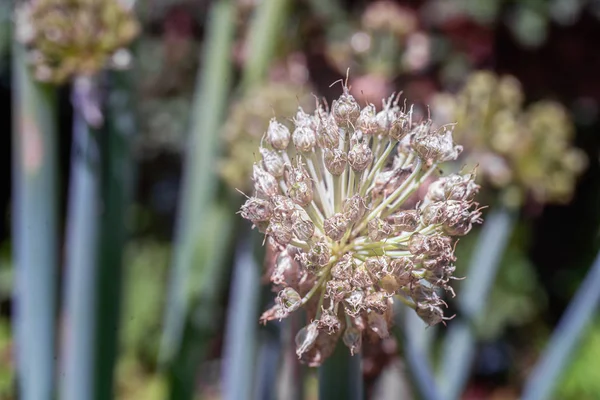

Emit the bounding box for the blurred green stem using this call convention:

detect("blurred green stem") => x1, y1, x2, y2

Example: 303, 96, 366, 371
522, 250, 600, 400
318, 341, 363, 400
11, 36, 58, 400
438, 206, 517, 400
159, 0, 235, 369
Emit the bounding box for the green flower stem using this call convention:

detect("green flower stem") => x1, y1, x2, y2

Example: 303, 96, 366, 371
318, 339, 363, 400
159, 0, 236, 368
438, 206, 517, 400
522, 250, 600, 400
11, 37, 58, 400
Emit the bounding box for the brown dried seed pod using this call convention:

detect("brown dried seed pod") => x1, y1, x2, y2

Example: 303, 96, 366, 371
324, 148, 348, 175
324, 213, 349, 241
348, 141, 373, 172
266, 118, 291, 150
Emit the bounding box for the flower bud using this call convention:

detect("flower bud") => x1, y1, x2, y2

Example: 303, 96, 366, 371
342, 326, 362, 355
308, 241, 332, 267
367, 311, 389, 338
411, 122, 462, 163
332, 89, 360, 127
240, 197, 272, 223
260, 147, 284, 177
324, 213, 349, 241
348, 141, 373, 172
356, 104, 379, 135
252, 164, 279, 197
292, 125, 317, 152
331, 254, 355, 280
266, 118, 290, 150
343, 195, 367, 223
296, 321, 320, 358
277, 287, 302, 313
324, 148, 347, 175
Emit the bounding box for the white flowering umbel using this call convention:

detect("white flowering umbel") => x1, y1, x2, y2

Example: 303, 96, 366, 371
239, 84, 483, 366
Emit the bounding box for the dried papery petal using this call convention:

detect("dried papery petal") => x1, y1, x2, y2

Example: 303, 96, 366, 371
277, 287, 302, 313
240, 197, 272, 223
266, 118, 291, 150
324, 213, 349, 241
326, 279, 352, 304
389, 258, 414, 286
260, 147, 285, 177
351, 265, 373, 288
271, 249, 297, 286
295, 321, 320, 358
260, 303, 288, 324
390, 109, 412, 141
267, 220, 293, 246
343, 326, 363, 355
324, 148, 348, 175
348, 141, 373, 172
365, 291, 388, 314
345, 290, 365, 316
365, 257, 388, 279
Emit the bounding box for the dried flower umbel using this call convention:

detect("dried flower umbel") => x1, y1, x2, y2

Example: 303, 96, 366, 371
432, 71, 587, 206
16, 0, 139, 84
239, 83, 482, 366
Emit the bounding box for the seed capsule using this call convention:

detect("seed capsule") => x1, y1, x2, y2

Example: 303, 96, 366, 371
324, 148, 347, 176
260, 147, 284, 177
356, 104, 379, 135
324, 213, 349, 241
240, 197, 272, 223
277, 287, 302, 313
295, 321, 320, 358
266, 118, 290, 150
332, 89, 360, 127
342, 326, 362, 355
348, 141, 373, 172
252, 164, 279, 197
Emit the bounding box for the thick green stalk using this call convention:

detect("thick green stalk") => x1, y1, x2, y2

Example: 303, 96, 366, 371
522, 250, 600, 400
241, 0, 291, 90
318, 341, 363, 400
159, 0, 236, 369
438, 206, 517, 400
11, 36, 58, 400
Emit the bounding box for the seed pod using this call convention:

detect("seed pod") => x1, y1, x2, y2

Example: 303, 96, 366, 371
342, 326, 362, 355
356, 104, 379, 135
260, 147, 284, 177
345, 290, 365, 316
416, 304, 444, 326
308, 241, 331, 267
389, 109, 412, 141
389, 257, 414, 286
331, 254, 355, 280
252, 164, 279, 197
324, 213, 349, 241
277, 287, 302, 313
367, 311, 389, 338
411, 122, 462, 163
295, 321, 320, 358
271, 249, 296, 285
368, 218, 393, 241
379, 275, 401, 293
365, 256, 388, 279
388, 210, 419, 232
332, 89, 360, 127
348, 141, 373, 172
266, 118, 290, 150
324, 148, 347, 175
267, 220, 293, 246
285, 163, 314, 206
317, 309, 342, 334
259, 303, 288, 324
351, 265, 373, 288
240, 197, 272, 223
364, 291, 388, 314
292, 125, 317, 152
292, 206, 315, 241
326, 279, 352, 304
317, 114, 340, 149
343, 195, 367, 223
